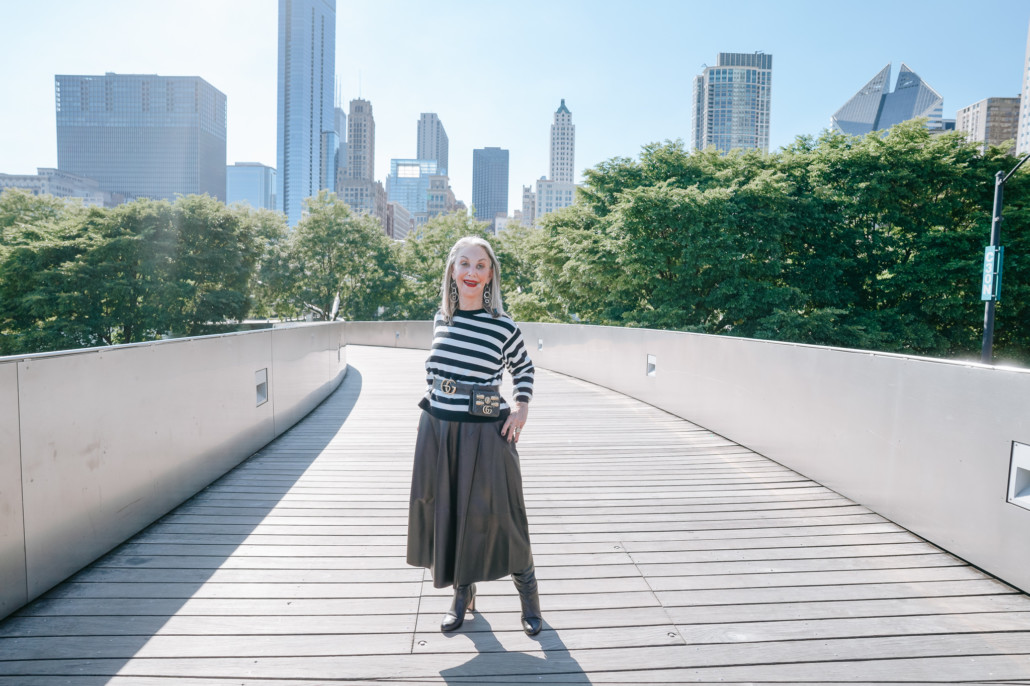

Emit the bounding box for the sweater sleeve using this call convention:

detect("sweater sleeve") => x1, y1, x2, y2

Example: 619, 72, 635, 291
502, 323, 535, 404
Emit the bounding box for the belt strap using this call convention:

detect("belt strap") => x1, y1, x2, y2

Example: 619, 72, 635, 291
432, 377, 498, 396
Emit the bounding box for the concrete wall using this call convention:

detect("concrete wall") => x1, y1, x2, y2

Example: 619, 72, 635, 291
0, 323, 346, 618
343, 320, 434, 349
4, 318, 1028, 620
517, 322, 1030, 593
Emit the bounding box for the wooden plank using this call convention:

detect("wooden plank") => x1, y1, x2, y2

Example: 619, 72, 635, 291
676, 611, 1030, 644
3, 638, 1030, 681
656, 578, 1018, 606
668, 593, 1030, 624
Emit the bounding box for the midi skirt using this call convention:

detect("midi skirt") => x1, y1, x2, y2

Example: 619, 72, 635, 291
407, 411, 533, 588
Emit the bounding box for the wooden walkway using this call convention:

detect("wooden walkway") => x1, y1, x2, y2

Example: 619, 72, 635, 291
2, 345, 1030, 685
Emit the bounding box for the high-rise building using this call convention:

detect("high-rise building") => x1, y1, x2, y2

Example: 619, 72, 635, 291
0, 168, 121, 207
417, 113, 449, 175
956, 98, 1020, 153
339, 98, 386, 230
1017, 19, 1030, 155
227, 162, 277, 210
521, 184, 536, 227
277, 0, 336, 226
550, 99, 575, 184
346, 99, 374, 182
387, 159, 438, 223
831, 63, 944, 136
55, 73, 226, 202
526, 100, 579, 225
472, 147, 509, 231
692, 52, 773, 153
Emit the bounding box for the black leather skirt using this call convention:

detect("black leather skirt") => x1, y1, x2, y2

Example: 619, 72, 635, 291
407, 410, 533, 588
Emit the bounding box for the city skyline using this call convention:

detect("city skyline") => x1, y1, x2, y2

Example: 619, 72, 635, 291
2, 0, 1029, 213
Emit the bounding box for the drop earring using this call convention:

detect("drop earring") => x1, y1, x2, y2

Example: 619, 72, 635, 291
449, 279, 458, 305
483, 283, 492, 309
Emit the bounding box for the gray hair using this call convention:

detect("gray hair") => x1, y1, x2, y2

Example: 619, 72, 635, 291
440, 236, 505, 322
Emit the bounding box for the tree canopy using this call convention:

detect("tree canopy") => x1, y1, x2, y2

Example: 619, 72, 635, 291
3, 121, 1027, 364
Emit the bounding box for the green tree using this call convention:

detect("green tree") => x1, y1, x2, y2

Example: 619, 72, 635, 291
247, 207, 297, 320
291, 191, 400, 320
162, 195, 262, 335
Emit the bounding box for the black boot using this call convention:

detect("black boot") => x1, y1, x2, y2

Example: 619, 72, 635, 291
440, 583, 476, 632
511, 565, 543, 636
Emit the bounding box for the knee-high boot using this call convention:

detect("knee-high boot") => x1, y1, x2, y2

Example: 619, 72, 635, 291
440, 583, 476, 632
511, 565, 543, 636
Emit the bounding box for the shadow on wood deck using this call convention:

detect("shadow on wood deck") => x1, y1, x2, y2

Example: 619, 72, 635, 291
2, 345, 1029, 684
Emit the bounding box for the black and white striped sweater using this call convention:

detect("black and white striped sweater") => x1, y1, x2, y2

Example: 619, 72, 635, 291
419, 308, 535, 422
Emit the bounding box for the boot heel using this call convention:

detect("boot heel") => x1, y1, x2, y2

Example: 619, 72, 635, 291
441, 583, 476, 632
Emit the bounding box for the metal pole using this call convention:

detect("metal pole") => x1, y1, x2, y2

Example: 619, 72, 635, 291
981, 152, 1030, 364
981, 171, 1004, 364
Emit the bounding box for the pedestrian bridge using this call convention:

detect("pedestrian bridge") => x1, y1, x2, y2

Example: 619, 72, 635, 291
1, 323, 1030, 683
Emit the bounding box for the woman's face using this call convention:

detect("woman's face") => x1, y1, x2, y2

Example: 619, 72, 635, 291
452, 245, 493, 305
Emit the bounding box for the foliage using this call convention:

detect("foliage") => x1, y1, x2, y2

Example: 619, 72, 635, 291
0, 192, 264, 355
517, 121, 1030, 363
290, 191, 401, 321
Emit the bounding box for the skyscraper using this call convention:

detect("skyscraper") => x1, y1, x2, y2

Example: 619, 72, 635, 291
831, 63, 943, 136
1017, 19, 1030, 155
339, 98, 387, 230
346, 99, 374, 182
529, 99, 579, 224
956, 98, 1020, 153
550, 99, 575, 184
417, 113, 449, 175
692, 52, 773, 153
55, 73, 226, 202
277, 0, 336, 226
472, 147, 509, 231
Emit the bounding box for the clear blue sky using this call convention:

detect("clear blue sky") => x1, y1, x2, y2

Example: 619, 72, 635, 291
2, 0, 1028, 210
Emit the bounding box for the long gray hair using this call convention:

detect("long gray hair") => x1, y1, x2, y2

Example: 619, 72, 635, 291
439, 236, 505, 322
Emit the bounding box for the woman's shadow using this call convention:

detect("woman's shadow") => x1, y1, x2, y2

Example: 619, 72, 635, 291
439, 614, 592, 685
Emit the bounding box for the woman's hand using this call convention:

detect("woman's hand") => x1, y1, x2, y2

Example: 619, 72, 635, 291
502, 402, 529, 443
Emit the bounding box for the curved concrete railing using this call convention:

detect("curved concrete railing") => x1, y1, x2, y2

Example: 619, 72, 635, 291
347, 320, 1030, 594
3, 319, 1028, 620
0, 323, 347, 618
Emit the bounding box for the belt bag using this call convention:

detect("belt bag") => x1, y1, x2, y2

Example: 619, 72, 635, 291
433, 378, 502, 417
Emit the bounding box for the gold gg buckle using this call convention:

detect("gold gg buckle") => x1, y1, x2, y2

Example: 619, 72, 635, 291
441, 379, 457, 395
475, 392, 500, 416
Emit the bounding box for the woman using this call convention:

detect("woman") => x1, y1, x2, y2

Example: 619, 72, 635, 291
406, 235, 542, 636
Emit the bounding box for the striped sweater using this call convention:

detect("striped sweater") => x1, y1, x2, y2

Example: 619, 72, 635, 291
419, 308, 535, 422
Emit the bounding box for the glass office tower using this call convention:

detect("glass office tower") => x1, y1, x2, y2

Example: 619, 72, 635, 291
831, 63, 944, 136
55, 73, 227, 201
472, 147, 509, 231
692, 52, 773, 153
277, 0, 336, 226
387, 159, 438, 215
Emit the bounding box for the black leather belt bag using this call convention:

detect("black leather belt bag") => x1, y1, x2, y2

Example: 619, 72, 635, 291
433, 378, 502, 417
